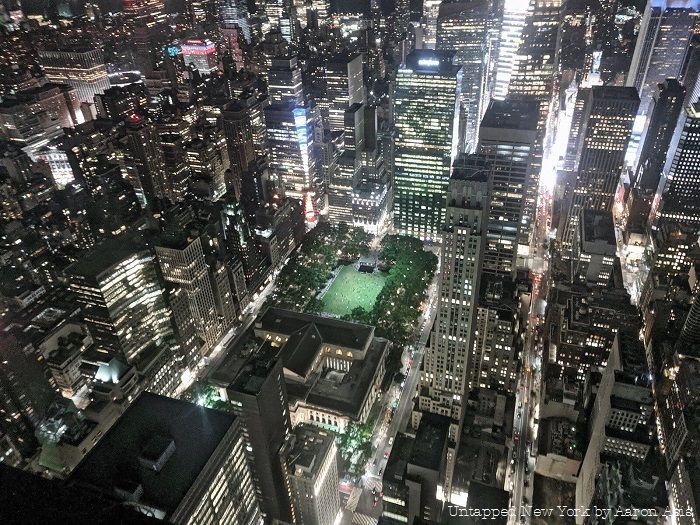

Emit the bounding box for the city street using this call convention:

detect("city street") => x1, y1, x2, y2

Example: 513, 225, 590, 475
346, 269, 440, 517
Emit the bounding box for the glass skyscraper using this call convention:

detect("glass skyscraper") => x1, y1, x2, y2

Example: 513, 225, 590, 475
393, 50, 462, 241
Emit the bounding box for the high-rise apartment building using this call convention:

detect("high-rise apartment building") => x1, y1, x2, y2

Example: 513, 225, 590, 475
65, 234, 176, 364
477, 98, 539, 276
37, 46, 110, 104
655, 102, 700, 228
393, 50, 462, 240
436, 0, 490, 154
227, 355, 294, 523
626, 0, 698, 115
70, 392, 262, 525
418, 154, 489, 435
323, 54, 365, 132
283, 426, 341, 525
559, 87, 638, 253
155, 236, 222, 354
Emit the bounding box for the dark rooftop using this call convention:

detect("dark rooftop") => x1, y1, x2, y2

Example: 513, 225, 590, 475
582, 209, 616, 245
409, 413, 450, 470
480, 99, 539, 131
70, 392, 237, 518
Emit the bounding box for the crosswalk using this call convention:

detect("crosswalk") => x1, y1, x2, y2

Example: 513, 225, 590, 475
352, 513, 378, 525
346, 487, 362, 511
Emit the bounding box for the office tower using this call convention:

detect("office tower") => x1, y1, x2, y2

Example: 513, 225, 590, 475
649, 222, 700, 285
157, 130, 190, 203
655, 102, 700, 227
124, 114, 168, 204
493, 0, 531, 99
393, 50, 462, 240
264, 103, 319, 210
635, 79, 685, 192
626, 0, 698, 114
265, 57, 321, 221
419, 154, 489, 436
65, 235, 176, 364
218, 0, 251, 54
227, 356, 294, 523
267, 56, 304, 106
477, 99, 538, 276
323, 54, 365, 132
221, 100, 255, 197
155, 236, 222, 354
329, 104, 364, 225
471, 275, 522, 394
264, 0, 296, 44
559, 87, 639, 253
37, 47, 110, 104
94, 84, 148, 122
71, 392, 261, 524
436, 0, 490, 153
283, 426, 341, 525
186, 127, 229, 199
508, 0, 561, 105
181, 39, 218, 75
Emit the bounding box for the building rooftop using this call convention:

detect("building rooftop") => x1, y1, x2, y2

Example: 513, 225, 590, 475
409, 413, 450, 470
480, 99, 539, 131
286, 425, 335, 480
70, 392, 237, 518
64, 233, 149, 280
289, 337, 390, 418
581, 209, 616, 246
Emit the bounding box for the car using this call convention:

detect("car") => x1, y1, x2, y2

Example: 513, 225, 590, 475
517, 411, 521, 419
388, 437, 394, 446
372, 488, 376, 495
513, 434, 520, 441
384, 451, 390, 459
373, 459, 377, 466
378, 468, 383, 475
373, 497, 379, 507
524, 479, 529, 487
525, 466, 529, 474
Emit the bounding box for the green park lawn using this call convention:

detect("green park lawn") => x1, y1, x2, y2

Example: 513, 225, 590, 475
321, 265, 387, 317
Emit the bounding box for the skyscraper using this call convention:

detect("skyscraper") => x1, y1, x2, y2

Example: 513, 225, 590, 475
329, 103, 364, 224
559, 87, 639, 253
155, 236, 222, 354
70, 392, 262, 525
634, 79, 685, 192
626, 0, 698, 115
477, 98, 539, 276
655, 102, 700, 228
492, 0, 531, 99
436, 0, 490, 153
323, 54, 365, 132
227, 355, 294, 523
419, 154, 489, 433
394, 50, 462, 240
283, 426, 341, 525
65, 235, 176, 364
37, 46, 110, 104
